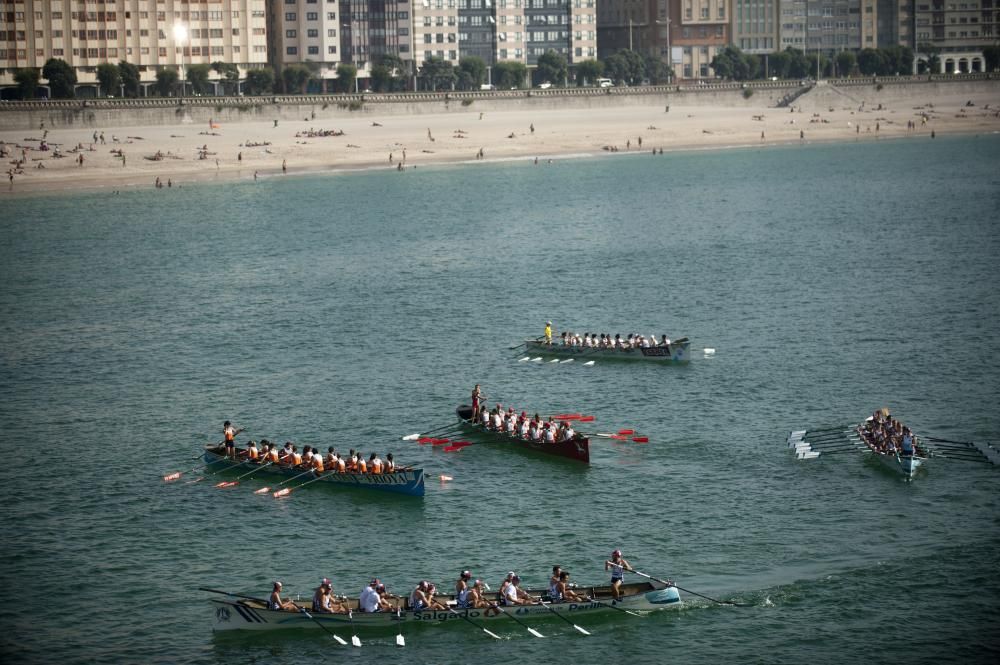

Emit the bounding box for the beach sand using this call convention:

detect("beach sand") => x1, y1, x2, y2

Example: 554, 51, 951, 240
3, 84, 999, 195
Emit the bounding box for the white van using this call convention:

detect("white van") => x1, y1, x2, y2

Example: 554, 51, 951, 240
597, 78, 613, 88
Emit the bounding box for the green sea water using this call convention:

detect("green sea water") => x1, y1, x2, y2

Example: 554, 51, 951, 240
1, 135, 999, 664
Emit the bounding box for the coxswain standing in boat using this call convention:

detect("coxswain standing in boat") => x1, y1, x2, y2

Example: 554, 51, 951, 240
544, 321, 553, 345
471, 384, 483, 421
223, 421, 244, 458
605, 549, 633, 601
269, 581, 298, 612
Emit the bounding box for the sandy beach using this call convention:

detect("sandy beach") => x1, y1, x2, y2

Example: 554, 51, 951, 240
3, 82, 999, 195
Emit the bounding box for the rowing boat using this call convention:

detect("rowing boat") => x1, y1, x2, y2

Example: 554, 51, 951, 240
455, 406, 590, 464
202, 446, 425, 497
522, 337, 691, 364
855, 424, 926, 480
209, 580, 680, 632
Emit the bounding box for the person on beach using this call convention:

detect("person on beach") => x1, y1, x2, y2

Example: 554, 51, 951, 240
605, 549, 632, 600
269, 581, 298, 611
282, 159, 287, 173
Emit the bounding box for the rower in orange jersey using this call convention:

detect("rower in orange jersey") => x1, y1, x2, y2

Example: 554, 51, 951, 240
369, 453, 383, 474
290, 445, 303, 467
311, 450, 325, 472
385, 453, 396, 473
223, 420, 244, 458
355, 453, 368, 474
264, 442, 280, 463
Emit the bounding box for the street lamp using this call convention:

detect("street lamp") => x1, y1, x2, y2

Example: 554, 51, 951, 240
342, 22, 361, 93
173, 23, 188, 97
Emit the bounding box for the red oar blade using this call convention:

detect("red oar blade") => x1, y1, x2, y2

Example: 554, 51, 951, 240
617, 429, 635, 436
443, 445, 464, 452
578, 415, 595, 422
163, 472, 181, 482
631, 436, 649, 443
450, 441, 473, 448
272, 488, 291, 498
215, 481, 239, 488
610, 434, 627, 440
253, 487, 271, 495
431, 439, 450, 445
417, 437, 433, 444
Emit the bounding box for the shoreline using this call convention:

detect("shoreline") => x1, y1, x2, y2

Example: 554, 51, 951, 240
4, 82, 999, 198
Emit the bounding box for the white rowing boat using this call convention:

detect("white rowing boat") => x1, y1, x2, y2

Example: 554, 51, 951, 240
208, 580, 681, 632
522, 337, 691, 364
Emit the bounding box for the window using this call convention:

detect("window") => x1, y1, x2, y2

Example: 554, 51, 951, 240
308, 29, 319, 37
307, 12, 318, 20
308, 46, 319, 54
285, 13, 296, 21
328, 12, 337, 19
328, 45, 337, 53
287, 46, 298, 54
328, 29, 337, 37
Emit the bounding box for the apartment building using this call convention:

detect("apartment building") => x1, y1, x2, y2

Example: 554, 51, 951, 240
731, 0, 777, 53
0, 0, 270, 97
778, 0, 877, 54
913, 0, 996, 72
669, 0, 730, 79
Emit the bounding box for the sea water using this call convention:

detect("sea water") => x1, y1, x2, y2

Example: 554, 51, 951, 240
1, 135, 998, 664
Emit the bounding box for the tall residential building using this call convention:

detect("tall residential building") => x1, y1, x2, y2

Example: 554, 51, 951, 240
731, 0, 777, 53
596, 1, 678, 78
670, 0, 731, 79
778, 0, 877, 54
0, 0, 269, 98
913, 0, 996, 73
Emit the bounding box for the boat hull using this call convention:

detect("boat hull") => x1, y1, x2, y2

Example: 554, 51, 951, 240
524, 337, 691, 363
855, 424, 926, 480
455, 406, 590, 464
202, 448, 425, 496
211, 581, 680, 632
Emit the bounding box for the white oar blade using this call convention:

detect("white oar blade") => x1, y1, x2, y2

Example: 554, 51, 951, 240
484, 628, 503, 640
583, 361, 595, 366
573, 624, 591, 636
351, 635, 362, 647
797, 451, 821, 459
518, 356, 530, 362
549, 358, 560, 363
560, 358, 574, 363
334, 635, 348, 646
789, 430, 807, 438
396, 634, 405, 647
531, 357, 543, 362
402, 433, 419, 441
528, 628, 546, 638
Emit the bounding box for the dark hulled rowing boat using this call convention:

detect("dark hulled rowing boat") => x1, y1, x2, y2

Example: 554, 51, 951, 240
455, 405, 590, 464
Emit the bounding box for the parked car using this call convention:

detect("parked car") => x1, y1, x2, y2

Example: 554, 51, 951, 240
537, 81, 552, 89
480, 83, 496, 91
597, 78, 613, 88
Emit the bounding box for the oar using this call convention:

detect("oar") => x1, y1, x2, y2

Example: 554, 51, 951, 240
537, 601, 590, 635
164, 457, 222, 482
628, 571, 751, 607
510, 335, 545, 350
586, 596, 643, 617
788, 425, 852, 439
448, 607, 502, 640
273, 470, 329, 498
299, 608, 349, 645
403, 421, 461, 441
271, 468, 319, 497
924, 436, 979, 446
347, 609, 362, 647
189, 456, 246, 483
395, 608, 405, 647
199, 587, 269, 603
494, 605, 545, 638
220, 461, 274, 487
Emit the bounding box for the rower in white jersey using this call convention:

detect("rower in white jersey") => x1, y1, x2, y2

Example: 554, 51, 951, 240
455, 570, 473, 608
604, 549, 633, 601
543, 422, 557, 443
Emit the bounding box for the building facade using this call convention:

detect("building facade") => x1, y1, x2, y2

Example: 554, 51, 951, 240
0, 0, 270, 97
731, 0, 777, 53
670, 0, 731, 79
913, 0, 996, 72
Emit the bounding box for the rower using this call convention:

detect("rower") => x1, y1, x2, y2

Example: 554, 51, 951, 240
544, 422, 556, 444
356, 453, 368, 474
544, 321, 553, 345
264, 443, 280, 464
326, 447, 337, 466
548, 565, 562, 600
561, 424, 576, 442
269, 581, 298, 612
465, 579, 491, 608
479, 407, 490, 427
360, 578, 382, 613
499, 571, 515, 600
373, 583, 396, 612
223, 420, 243, 458
901, 428, 914, 456
409, 581, 431, 611
311, 450, 325, 472
605, 549, 632, 601
425, 583, 447, 610
312, 578, 340, 614
291, 445, 303, 467
529, 421, 542, 442
456, 570, 473, 607
244, 440, 259, 460
281, 441, 293, 463
555, 571, 585, 603
370, 453, 383, 474
560, 331, 568, 346
385, 453, 396, 473
503, 575, 533, 606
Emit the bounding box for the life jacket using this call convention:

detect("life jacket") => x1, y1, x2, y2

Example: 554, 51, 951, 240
357, 459, 368, 473
371, 459, 383, 474
292, 453, 302, 465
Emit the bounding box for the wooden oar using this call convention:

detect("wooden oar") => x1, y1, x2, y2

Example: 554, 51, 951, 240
585, 596, 643, 617
536, 601, 590, 635
447, 607, 502, 640
199, 587, 269, 603
347, 609, 361, 647
403, 421, 461, 441
273, 470, 329, 498
627, 571, 751, 607
494, 605, 545, 638
395, 608, 405, 647
299, 608, 349, 645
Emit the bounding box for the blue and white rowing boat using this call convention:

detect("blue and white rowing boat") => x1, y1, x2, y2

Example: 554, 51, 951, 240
202, 446, 425, 497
